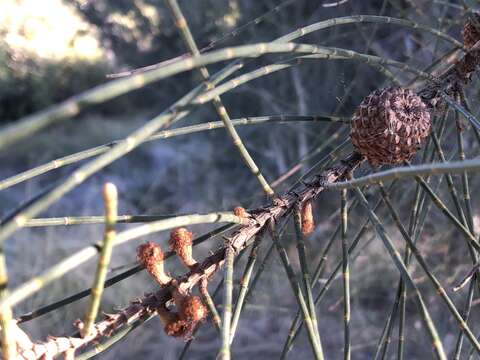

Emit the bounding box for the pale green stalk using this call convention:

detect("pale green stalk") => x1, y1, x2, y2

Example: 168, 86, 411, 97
327, 157, 480, 190
166, 0, 275, 197
81, 183, 118, 337
353, 187, 447, 360
219, 246, 234, 360
341, 189, 350, 360
0, 212, 248, 310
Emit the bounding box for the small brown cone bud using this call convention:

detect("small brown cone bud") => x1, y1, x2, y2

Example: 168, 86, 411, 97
301, 201, 315, 236
233, 206, 249, 219
458, 14, 480, 81
463, 13, 480, 49
137, 242, 172, 285
350, 87, 431, 167
157, 306, 193, 339
169, 228, 197, 268
172, 289, 208, 323
179, 296, 208, 323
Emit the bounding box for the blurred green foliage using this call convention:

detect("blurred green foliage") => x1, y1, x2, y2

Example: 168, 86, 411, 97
0, 42, 110, 122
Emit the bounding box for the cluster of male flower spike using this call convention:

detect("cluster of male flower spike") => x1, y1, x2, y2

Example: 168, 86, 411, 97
458, 12, 480, 82
136, 228, 207, 339
462, 12, 480, 50
300, 200, 315, 236
134, 12, 480, 342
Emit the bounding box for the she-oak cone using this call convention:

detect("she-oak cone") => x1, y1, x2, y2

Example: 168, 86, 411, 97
350, 86, 431, 166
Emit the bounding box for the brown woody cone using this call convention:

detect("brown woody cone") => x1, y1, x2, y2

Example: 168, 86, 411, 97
350, 87, 431, 166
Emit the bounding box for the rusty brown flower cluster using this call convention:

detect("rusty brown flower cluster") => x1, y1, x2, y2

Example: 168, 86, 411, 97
136, 227, 207, 340
300, 200, 315, 236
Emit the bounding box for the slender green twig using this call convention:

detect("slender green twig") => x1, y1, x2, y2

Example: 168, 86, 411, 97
396, 131, 438, 360
293, 206, 324, 356
23, 214, 176, 227
327, 157, 480, 190
276, 15, 463, 47
270, 220, 323, 359
341, 189, 351, 360
16, 224, 235, 323
81, 183, 118, 337
353, 187, 447, 360
0, 115, 345, 192
193, 53, 430, 106
453, 280, 476, 360
414, 176, 480, 253
453, 93, 479, 358
199, 278, 221, 332
379, 183, 480, 354
0, 14, 459, 149
1, 212, 248, 310
179, 249, 248, 360
283, 223, 381, 356
457, 122, 475, 233
442, 94, 480, 131
281, 187, 393, 357
372, 285, 401, 360
219, 244, 235, 360
2, 43, 406, 247
166, 0, 275, 197
229, 235, 261, 342
429, 128, 467, 225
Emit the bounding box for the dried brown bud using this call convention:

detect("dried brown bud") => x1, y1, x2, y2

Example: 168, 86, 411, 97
458, 14, 480, 81
463, 13, 480, 49
233, 206, 249, 219
157, 306, 194, 339
172, 288, 208, 322
136, 242, 172, 285
169, 227, 197, 268
350, 87, 431, 167
301, 201, 315, 236
179, 295, 208, 323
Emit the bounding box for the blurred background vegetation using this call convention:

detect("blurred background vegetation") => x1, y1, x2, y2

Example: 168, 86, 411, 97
1, 0, 479, 359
